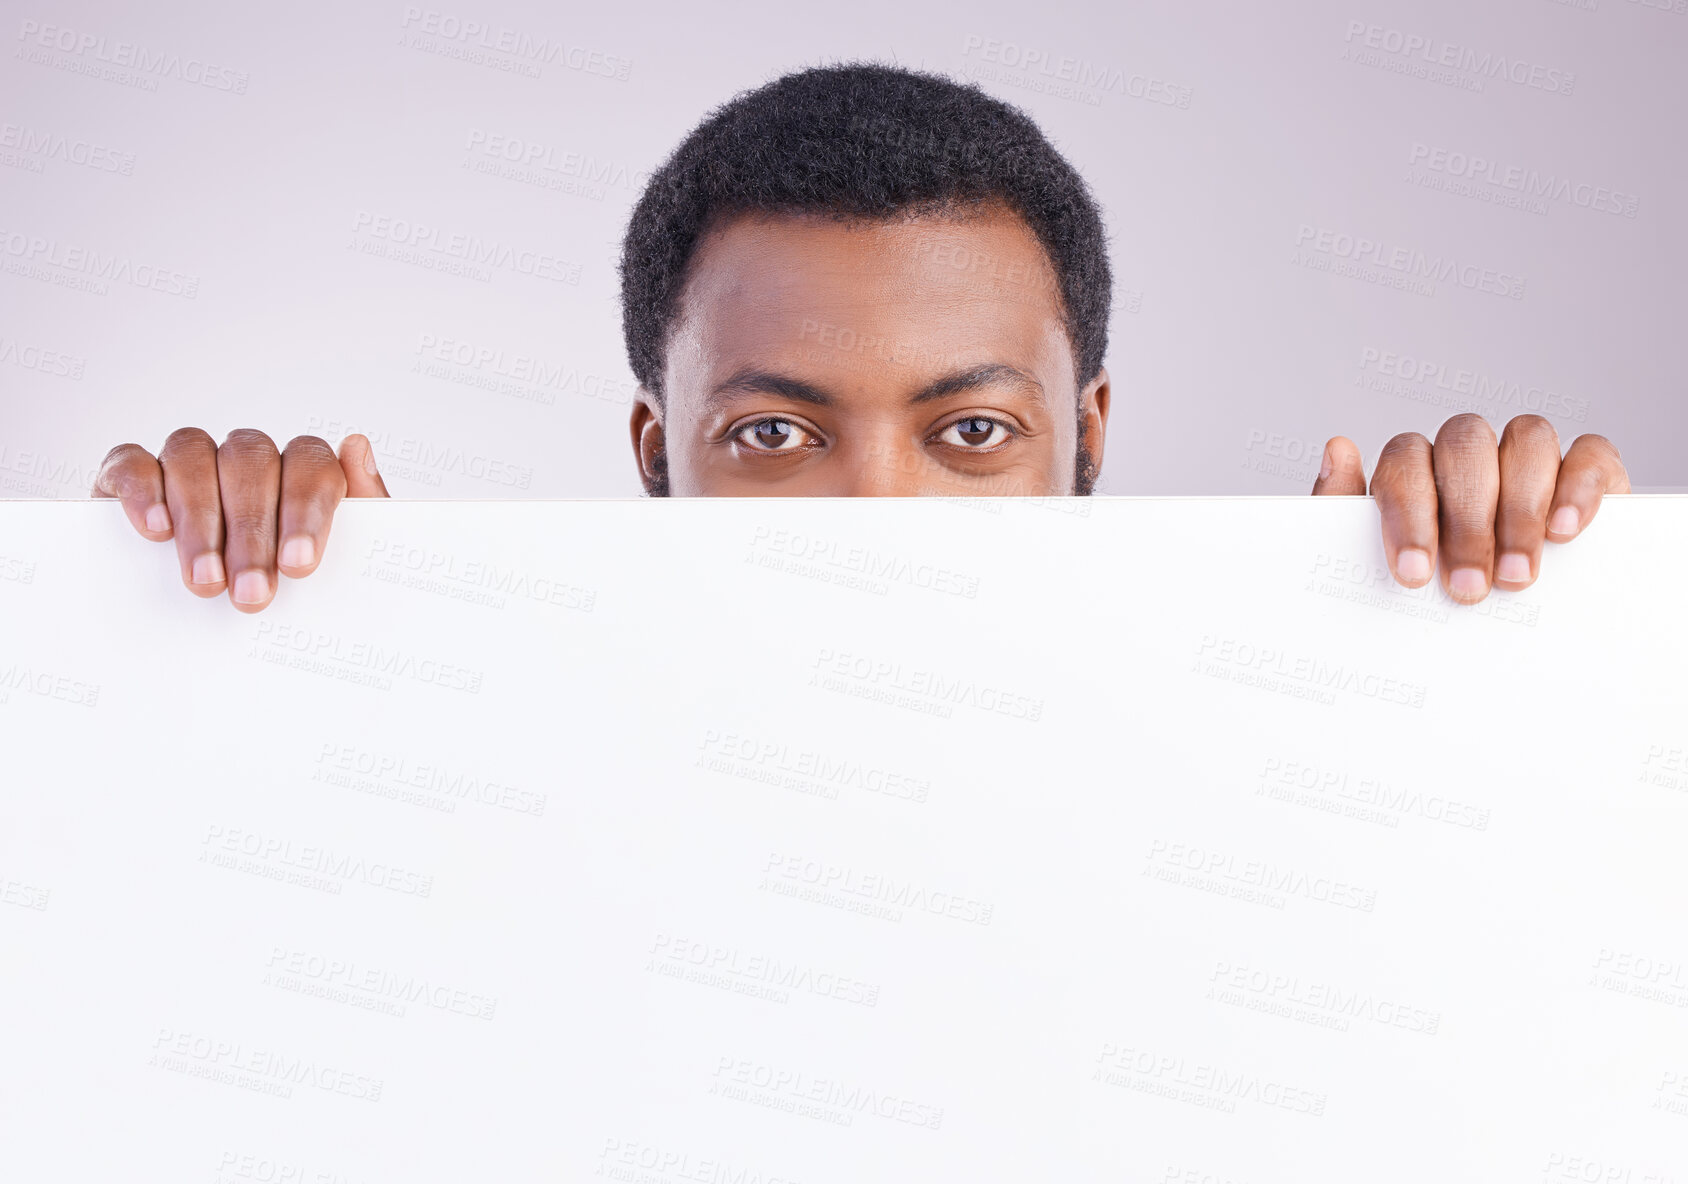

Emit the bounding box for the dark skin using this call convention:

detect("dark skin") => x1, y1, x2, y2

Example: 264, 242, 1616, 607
93, 202, 1630, 611
629, 205, 1099, 499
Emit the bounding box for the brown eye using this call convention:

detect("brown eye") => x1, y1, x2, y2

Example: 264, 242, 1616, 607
734, 418, 812, 452
937, 416, 1012, 449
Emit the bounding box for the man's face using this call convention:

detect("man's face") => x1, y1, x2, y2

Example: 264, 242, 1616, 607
629, 202, 1110, 496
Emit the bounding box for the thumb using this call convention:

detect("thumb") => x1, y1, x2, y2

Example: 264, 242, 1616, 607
1311, 435, 1366, 495
337, 433, 391, 498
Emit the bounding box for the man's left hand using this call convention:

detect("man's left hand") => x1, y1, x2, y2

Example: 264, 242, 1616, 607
1312, 413, 1629, 603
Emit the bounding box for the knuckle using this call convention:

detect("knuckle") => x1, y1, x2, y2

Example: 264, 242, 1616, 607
96, 443, 152, 491
160, 426, 215, 458
1442, 411, 1492, 433
177, 507, 223, 541
1434, 463, 1493, 510
315, 465, 349, 502
282, 437, 347, 500
223, 508, 276, 538
282, 434, 336, 463
1379, 431, 1430, 458
1436, 412, 1498, 450
1433, 422, 1500, 503
1502, 414, 1559, 453
1371, 440, 1432, 498
1372, 433, 1430, 482
219, 428, 280, 464
100, 441, 151, 469
1498, 494, 1548, 530
1567, 462, 1610, 495
1438, 486, 1492, 530
1565, 434, 1625, 488
1439, 515, 1495, 548
1572, 433, 1620, 464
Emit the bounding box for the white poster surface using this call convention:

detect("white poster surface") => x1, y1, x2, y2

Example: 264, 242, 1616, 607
2, 497, 1685, 1183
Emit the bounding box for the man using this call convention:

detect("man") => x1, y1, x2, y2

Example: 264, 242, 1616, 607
90, 63, 1629, 611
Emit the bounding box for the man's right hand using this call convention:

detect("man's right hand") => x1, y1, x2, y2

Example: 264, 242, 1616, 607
92, 429, 389, 612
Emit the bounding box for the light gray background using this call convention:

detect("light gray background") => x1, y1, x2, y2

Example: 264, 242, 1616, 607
2, 0, 1683, 498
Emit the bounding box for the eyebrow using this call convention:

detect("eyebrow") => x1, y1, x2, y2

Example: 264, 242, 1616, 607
704, 362, 1046, 412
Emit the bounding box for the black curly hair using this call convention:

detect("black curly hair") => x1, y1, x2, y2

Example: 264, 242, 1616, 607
617, 60, 1112, 494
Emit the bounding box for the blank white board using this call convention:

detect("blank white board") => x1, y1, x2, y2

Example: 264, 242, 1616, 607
1, 496, 1686, 1183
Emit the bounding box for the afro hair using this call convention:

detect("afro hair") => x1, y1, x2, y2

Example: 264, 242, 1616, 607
617, 61, 1113, 409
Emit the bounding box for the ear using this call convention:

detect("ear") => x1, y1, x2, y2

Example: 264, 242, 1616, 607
629, 388, 669, 496
1080, 365, 1110, 472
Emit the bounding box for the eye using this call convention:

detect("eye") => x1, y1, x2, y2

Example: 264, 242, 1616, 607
733, 417, 817, 452
935, 416, 1014, 449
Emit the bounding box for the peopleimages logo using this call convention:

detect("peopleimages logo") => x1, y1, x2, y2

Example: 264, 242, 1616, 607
399, 7, 631, 79
1341, 21, 1574, 95
0, 335, 85, 379
351, 211, 581, 284
1357, 347, 1591, 422
0, 228, 201, 297
1408, 144, 1638, 217
1295, 225, 1525, 300
960, 34, 1193, 108
0, 123, 136, 174
15, 20, 250, 93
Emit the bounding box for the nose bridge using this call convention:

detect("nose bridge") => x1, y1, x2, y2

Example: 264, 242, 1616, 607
836, 428, 934, 497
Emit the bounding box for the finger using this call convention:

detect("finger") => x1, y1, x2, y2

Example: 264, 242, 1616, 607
157, 427, 226, 597
93, 443, 172, 539
277, 436, 348, 578
216, 428, 283, 612
1492, 415, 1561, 590
1367, 432, 1438, 589
337, 433, 390, 498
1431, 413, 1501, 604
1311, 436, 1366, 495
1547, 433, 1630, 542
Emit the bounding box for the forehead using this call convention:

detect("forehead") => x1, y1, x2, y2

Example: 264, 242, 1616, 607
666, 204, 1073, 392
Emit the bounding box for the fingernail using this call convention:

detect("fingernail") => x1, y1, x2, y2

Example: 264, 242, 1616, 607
145, 503, 171, 533
362, 442, 379, 476
1396, 548, 1432, 582
1496, 552, 1531, 584
232, 571, 270, 604
1449, 567, 1488, 601
191, 553, 225, 585
1549, 506, 1580, 535
1318, 444, 1333, 482
279, 536, 316, 569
